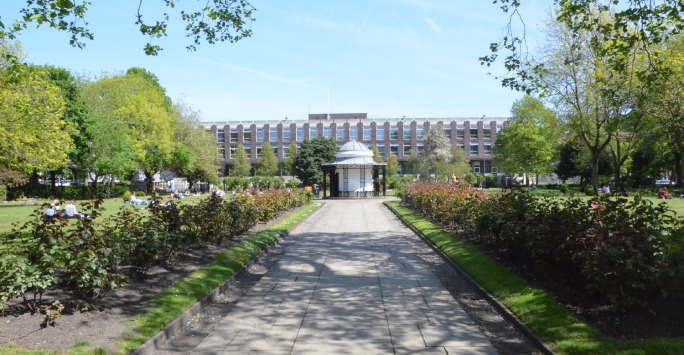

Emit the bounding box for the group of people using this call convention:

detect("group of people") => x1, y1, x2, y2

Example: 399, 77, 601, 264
658, 187, 674, 199
44, 195, 85, 219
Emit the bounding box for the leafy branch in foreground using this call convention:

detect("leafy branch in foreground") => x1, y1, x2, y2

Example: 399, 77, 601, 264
3, 0, 256, 55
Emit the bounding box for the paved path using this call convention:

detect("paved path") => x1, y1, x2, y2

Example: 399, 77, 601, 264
190, 199, 498, 354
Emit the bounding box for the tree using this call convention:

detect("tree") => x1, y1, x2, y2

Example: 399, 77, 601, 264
536, 11, 643, 189
494, 97, 559, 180
370, 144, 383, 163
3, 1, 256, 55
232, 144, 251, 177
257, 142, 278, 177
171, 102, 221, 189
84, 69, 177, 193
0, 49, 74, 182
385, 153, 400, 176
405, 149, 425, 176
283, 144, 298, 175
485, 1, 684, 94
420, 128, 452, 177
645, 35, 684, 187
293, 138, 336, 186
450, 145, 471, 178
80, 108, 138, 194
35, 65, 90, 195
555, 141, 582, 182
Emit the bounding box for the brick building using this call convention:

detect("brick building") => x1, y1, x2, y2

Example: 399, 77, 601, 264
203, 113, 508, 176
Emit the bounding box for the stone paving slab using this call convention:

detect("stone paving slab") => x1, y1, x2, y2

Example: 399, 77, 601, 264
186, 199, 500, 354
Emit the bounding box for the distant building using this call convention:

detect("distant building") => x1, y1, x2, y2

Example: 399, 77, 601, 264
203, 113, 508, 176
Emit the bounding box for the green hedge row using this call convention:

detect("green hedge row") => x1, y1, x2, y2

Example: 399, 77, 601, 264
0, 189, 313, 312
401, 181, 684, 309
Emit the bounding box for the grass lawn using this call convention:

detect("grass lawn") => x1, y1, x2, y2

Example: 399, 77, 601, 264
0, 195, 208, 234
386, 200, 684, 355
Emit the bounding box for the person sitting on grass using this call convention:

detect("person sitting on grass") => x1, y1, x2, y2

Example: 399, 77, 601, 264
658, 187, 673, 199
64, 199, 81, 218
130, 192, 149, 205
44, 202, 56, 218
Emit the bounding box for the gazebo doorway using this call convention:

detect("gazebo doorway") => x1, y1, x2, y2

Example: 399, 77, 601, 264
321, 141, 386, 198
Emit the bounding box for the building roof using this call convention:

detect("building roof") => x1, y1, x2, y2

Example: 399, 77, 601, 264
322, 140, 386, 167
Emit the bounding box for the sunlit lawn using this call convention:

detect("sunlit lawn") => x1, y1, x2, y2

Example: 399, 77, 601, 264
0, 195, 207, 234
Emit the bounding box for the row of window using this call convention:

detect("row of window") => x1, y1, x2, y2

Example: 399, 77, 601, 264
215, 125, 497, 144
218, 141, 493, 160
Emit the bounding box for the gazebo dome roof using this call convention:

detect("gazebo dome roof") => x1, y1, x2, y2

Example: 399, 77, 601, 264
337, 140, 373, 159
323, 140, 385, 166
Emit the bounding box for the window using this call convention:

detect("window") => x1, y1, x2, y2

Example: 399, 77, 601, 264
403, 144, 411, 156
244, 144, 252, 158
456, 125, 465, 139
336, 126, 345, 141
403, 126, 412, 140
309, 126, 318, 139
230, 128, 238, 143
363, 127, 371, 141
472, 161, 481, 174
376, 127, 385, 140
497, 124, 504, 133
283, 127, 291, 142
243, 128, 252, 142
217, 129, 225, 143
470, 128, 478, 139
443, 127, 452, 139
229, 145, 237, 159
390, 143, 399, 156
416, 143, 424, 154
470, 143, 479, 155
416, 127, 424, 140
256, 144, 263, 157
389, 125, 398, 140
269, 127, 278, 142
296, 127, 304, 142
350, 126, 358, 141
256, 128, 264, 142
323, 127, 331, 139
218, 146, 225, 159
483, 128, 491, 139
484, 142, 492, 155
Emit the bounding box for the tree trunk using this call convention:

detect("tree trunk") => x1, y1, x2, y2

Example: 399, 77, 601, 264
590, 150, 600, 190
144, 170, 155, 194
49, 171, 58, 197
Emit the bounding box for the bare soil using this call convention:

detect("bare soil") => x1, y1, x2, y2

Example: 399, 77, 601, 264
0, 213, 289, 353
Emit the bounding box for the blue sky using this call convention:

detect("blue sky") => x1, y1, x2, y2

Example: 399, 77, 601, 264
4, 1, 550, 122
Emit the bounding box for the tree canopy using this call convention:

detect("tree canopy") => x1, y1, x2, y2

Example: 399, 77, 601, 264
257, 142, 278, 177
485, 1, 684, 94
294, 138, 336, 186
83, 69, 177, 192
3, 0, 256, 55
0, 60, 73, 178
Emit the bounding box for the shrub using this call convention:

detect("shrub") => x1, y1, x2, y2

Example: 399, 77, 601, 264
0, 188, 313, 313
400, 181, 684, 309
288, 178, 301, 189
559, 183, 569, 194
584, 185, 595, 196
123, 191, 132, 203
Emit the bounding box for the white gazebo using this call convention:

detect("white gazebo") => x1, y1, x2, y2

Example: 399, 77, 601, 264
321, 140, 386, 198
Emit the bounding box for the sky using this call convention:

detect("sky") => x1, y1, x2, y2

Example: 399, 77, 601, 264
4, 1, 551, 122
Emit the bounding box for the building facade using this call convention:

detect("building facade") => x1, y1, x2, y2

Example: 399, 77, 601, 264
203, 113, 508, 176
